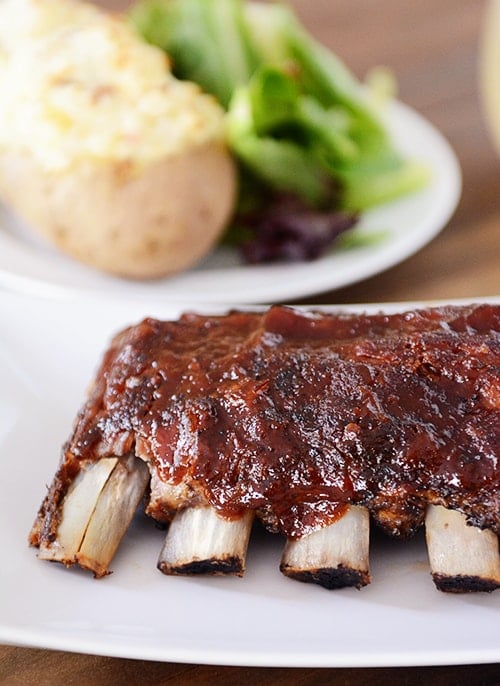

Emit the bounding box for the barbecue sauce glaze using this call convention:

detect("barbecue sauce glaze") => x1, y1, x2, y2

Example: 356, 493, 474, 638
64, 305, 500, 539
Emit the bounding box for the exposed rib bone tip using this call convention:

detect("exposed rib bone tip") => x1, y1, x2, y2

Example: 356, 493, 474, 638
158, 506, 254, 576
425, 504, 500, 593
76, 455, 150, 577
38, 455, 150, 577
280, 505, 371, 589
37, 457, 119, 564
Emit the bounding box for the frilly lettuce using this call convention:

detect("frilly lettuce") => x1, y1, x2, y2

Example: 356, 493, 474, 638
130, 0, 429, 261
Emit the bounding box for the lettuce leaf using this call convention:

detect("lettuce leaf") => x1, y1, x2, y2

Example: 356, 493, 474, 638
130, 0, 429, 259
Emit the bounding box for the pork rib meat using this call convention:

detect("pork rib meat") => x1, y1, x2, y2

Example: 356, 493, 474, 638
29, 304, 500, 591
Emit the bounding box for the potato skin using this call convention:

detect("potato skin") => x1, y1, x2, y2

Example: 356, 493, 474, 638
0, 142, 236, 279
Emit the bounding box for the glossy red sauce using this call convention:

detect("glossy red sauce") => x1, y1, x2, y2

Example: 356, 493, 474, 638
68, 305, 500, 538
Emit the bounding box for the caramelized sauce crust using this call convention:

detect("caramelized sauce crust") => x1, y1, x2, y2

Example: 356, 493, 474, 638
65, 305, 500, 538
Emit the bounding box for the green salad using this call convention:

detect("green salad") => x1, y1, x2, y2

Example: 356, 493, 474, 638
130, 0, 429, 263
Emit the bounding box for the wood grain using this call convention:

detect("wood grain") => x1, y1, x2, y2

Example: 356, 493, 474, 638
1, 1, 499, 683
1, 646, 500, 686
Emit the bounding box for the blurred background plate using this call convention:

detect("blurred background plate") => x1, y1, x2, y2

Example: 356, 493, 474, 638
0, 99, 460, 304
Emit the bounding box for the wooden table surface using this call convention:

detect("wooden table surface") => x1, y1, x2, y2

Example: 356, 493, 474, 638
1, 1, 499, 684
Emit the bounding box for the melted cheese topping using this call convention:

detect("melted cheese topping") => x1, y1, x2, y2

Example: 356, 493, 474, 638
0, 0, 227, 172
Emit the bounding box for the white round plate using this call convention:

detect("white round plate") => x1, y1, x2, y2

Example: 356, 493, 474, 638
0, 100, 461, 304
0, 293, 498, 667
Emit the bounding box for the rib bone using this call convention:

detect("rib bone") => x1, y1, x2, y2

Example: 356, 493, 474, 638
38, 457, 119, 563
425, 504, 500, 592
76, 454, 150, 577
38, 455, 150, 577
280, 505, 371, 589
158, 506, 254, 576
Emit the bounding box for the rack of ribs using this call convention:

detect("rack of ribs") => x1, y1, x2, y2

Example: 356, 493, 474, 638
29, 304, 500, 592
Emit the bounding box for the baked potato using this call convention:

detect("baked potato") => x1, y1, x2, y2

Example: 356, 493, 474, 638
0, 0, 236, 279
